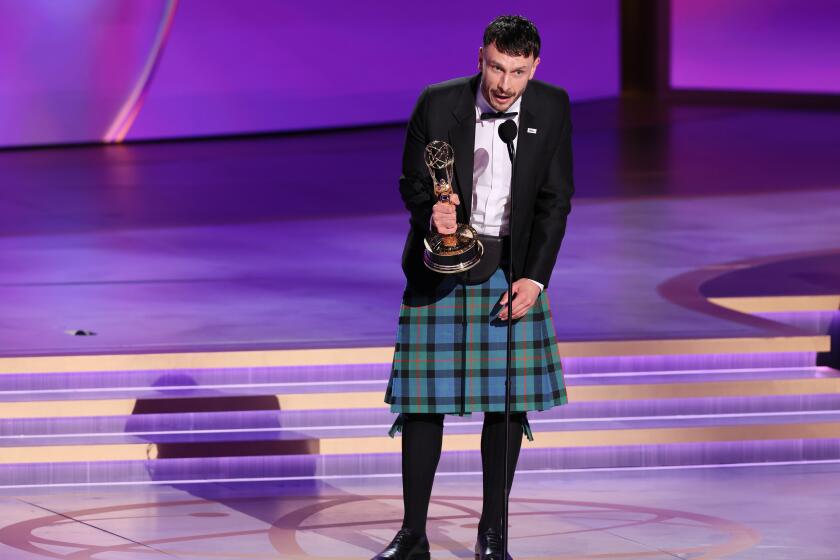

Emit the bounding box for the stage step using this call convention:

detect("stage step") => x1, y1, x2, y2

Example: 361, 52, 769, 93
2, 413, 840, 462
0, 358, 836, 486
0, 365, 831, 398
1, 366, 837, 418
3, 392, 840, 446
3, 438, 840, 489
0, 340, 825, 377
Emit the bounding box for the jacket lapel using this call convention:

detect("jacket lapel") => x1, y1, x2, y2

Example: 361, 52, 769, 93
448, 75, 479, 222
512, 93, 538, 231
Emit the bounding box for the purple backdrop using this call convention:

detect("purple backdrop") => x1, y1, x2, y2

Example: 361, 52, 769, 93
0, 0, 619, 148
671, 0, 840, 93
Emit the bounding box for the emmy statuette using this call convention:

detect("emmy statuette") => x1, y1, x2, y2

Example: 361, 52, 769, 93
422, 140, 483, 273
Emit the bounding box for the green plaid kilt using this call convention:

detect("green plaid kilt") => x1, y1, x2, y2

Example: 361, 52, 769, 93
385, 268, 568, 421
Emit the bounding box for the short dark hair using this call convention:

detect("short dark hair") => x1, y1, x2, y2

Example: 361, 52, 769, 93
483, 15, 541, 59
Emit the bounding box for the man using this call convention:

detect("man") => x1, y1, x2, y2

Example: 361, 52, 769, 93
374, 15, 573, 560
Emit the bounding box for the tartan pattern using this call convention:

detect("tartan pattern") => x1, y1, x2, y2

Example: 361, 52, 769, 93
385, 268, 568, 414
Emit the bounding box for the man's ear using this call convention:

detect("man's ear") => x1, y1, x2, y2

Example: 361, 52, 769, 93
477, 46, 484, 72
529, 57, 541, 79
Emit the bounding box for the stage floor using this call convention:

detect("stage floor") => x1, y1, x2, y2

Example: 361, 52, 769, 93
1, 189, 837, 357
0, 462, 838, 559
1, 99, 839, 357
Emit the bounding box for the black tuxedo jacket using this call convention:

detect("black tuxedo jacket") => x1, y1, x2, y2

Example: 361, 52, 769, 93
399, 73, 574, 292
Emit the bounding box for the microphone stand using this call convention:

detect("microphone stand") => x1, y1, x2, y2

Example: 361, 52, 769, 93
500, 121, 517, 560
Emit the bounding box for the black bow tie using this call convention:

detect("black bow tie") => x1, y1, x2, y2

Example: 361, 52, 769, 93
480, 111, 518, 120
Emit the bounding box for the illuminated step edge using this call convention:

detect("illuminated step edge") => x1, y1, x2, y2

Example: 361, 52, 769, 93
3, 422, 840, 464
0, 335, 828, 375
2, 442, 840, 489
2, 377, 839, 419
1, 366, 832, 400
0, 367, 832, 399
710, 294, 840, 313
5, 410, 840, 447
5, 392, 840, 443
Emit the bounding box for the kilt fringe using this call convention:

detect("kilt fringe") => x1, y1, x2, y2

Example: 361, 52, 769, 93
388, 413, 535, 441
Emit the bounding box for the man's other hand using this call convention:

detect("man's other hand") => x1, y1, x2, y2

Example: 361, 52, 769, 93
431, 193, 460, 234
498, 279, 541, 320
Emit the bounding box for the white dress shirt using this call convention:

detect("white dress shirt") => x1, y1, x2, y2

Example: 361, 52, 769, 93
471, 91, 543, 292
470, 90, 520, 237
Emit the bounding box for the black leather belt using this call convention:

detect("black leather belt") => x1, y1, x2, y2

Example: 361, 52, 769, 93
461, 234, 509, 285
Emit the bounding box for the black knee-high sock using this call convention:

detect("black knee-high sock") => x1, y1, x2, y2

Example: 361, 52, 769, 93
401, 413, 445, 534
478, 412, 525, 533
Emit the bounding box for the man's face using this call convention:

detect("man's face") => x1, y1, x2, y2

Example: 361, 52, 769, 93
478, 42, 540, 111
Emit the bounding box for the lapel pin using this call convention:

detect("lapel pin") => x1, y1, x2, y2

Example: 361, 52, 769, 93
527, 128, 537, 134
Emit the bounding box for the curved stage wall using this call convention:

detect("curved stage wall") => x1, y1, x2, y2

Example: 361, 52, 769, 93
0, 0, 619, 148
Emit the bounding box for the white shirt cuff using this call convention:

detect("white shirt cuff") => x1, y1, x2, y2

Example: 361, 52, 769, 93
527, 278, 544, 292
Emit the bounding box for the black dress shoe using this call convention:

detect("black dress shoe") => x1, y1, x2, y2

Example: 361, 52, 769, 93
475, 527, 513, 560
371, 527, 430, 560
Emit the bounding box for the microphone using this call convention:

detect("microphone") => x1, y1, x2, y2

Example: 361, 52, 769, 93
497, 116, 518, 560
498, 119, 517, 164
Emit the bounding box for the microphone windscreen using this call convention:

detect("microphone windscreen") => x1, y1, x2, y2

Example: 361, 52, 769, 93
498, 119, 518, 144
